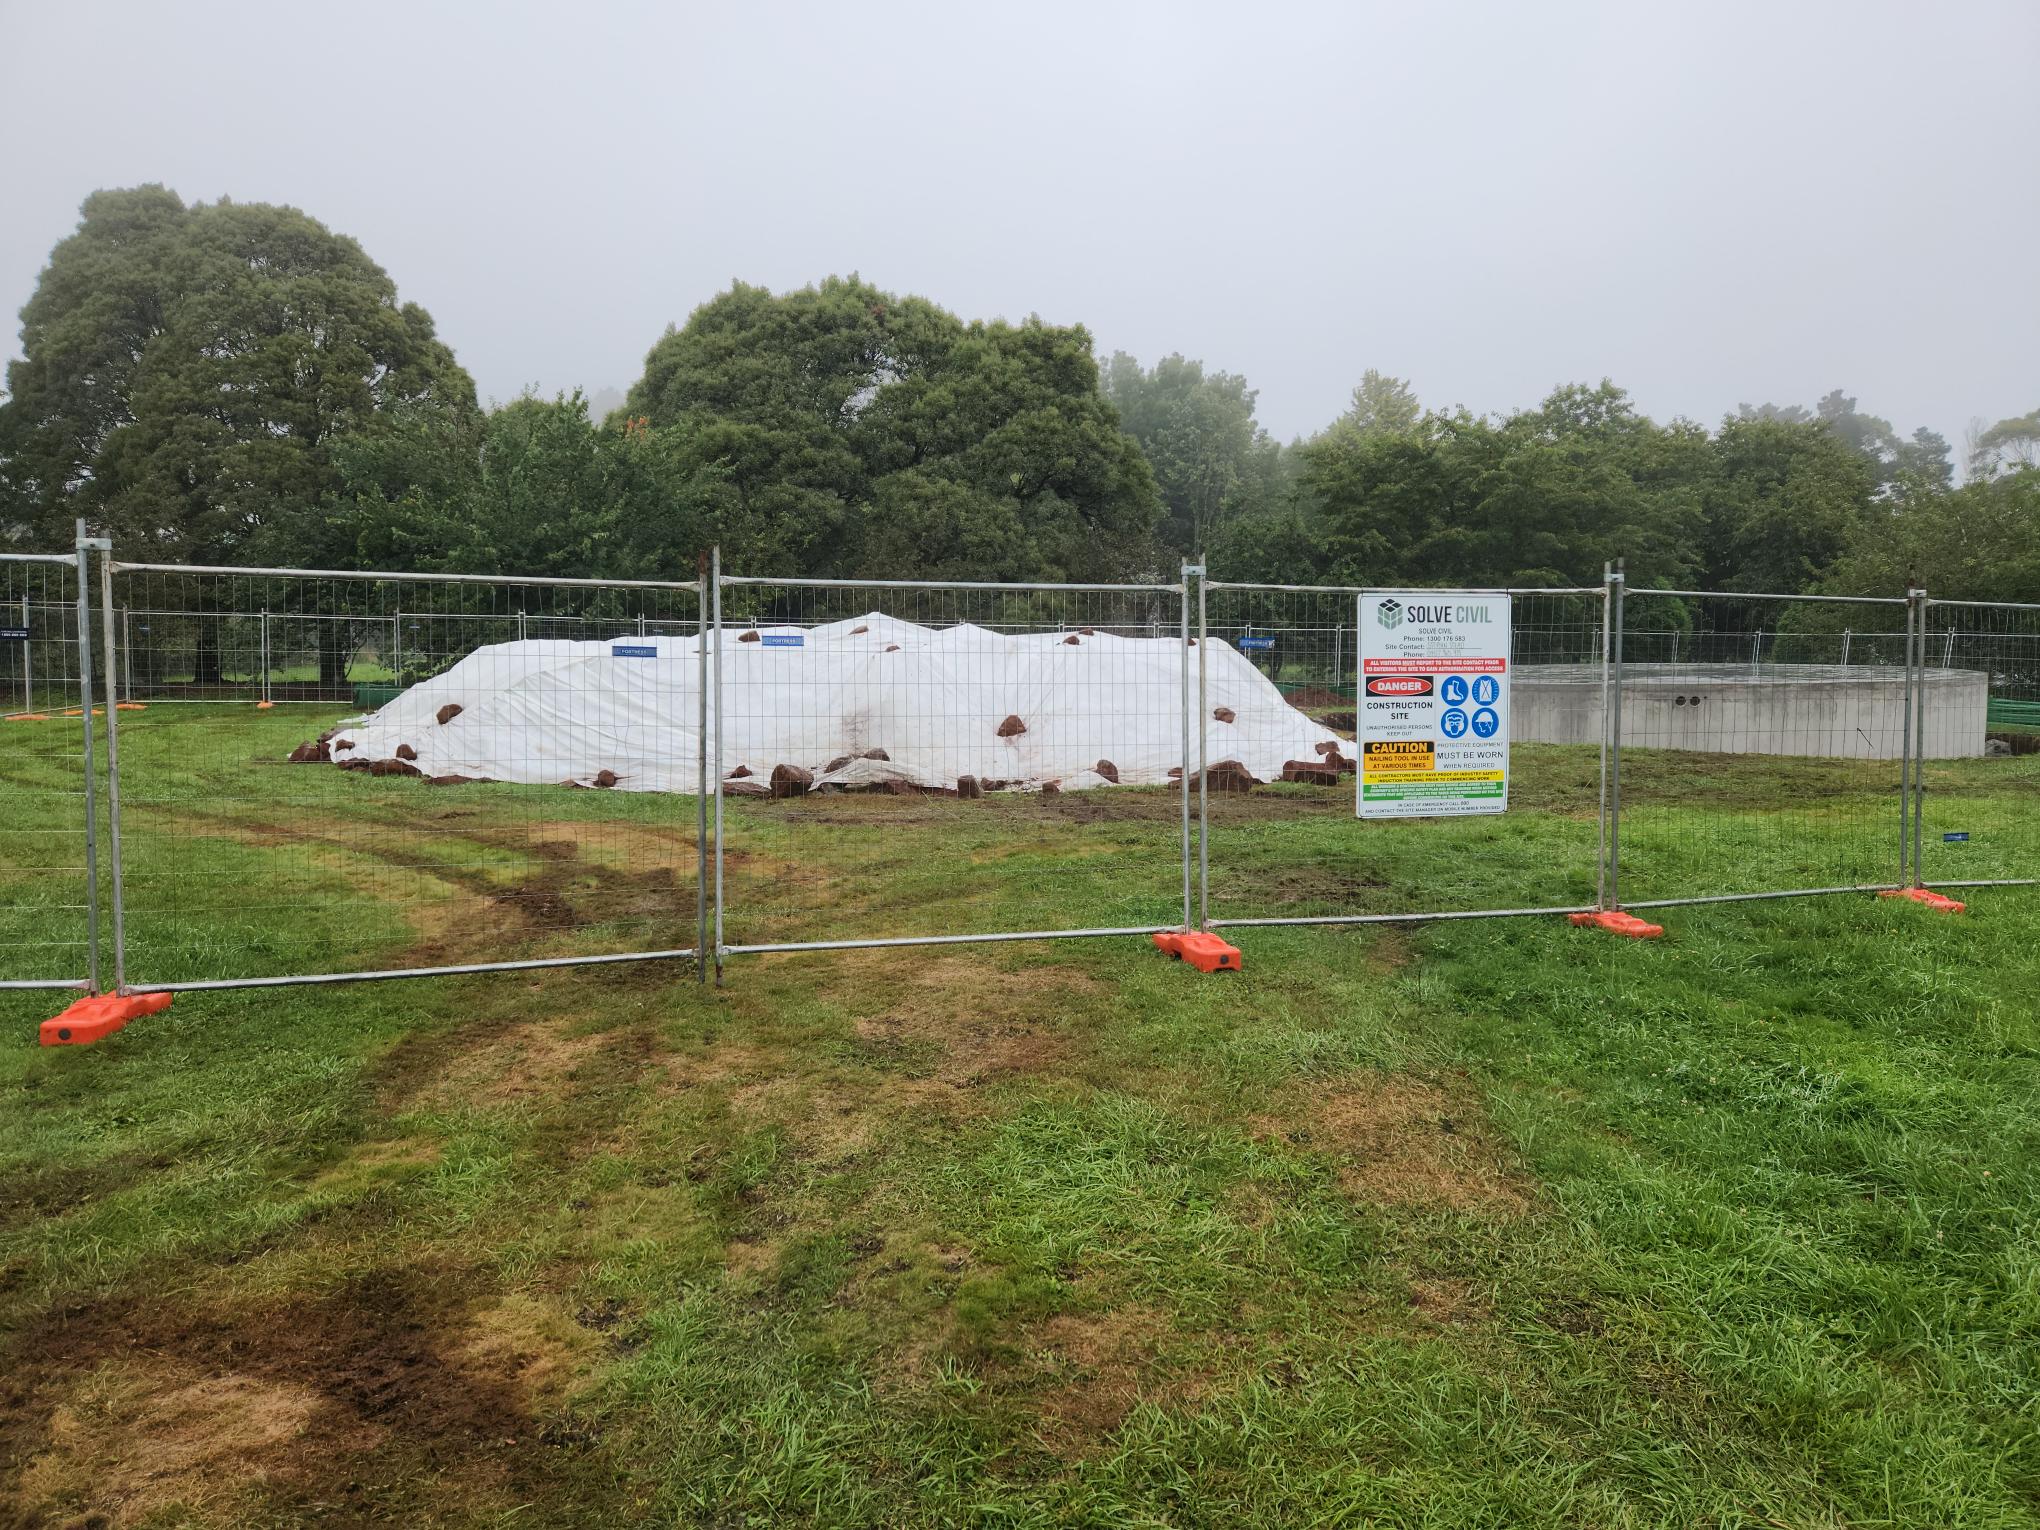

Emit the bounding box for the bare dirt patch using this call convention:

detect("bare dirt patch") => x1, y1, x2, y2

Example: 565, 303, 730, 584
8, 1361, 353, 1527
1028, 1304, 1183, 1446
1263, 1072, 1532, 1215
1, 1264, 595, 1526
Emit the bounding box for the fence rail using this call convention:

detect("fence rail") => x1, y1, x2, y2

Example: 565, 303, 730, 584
3, 546, 2033, 1015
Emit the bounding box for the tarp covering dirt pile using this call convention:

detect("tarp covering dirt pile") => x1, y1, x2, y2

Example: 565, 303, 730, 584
327, 614, 1346, 792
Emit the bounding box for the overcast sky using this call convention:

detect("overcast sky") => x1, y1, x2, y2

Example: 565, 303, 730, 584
2, 0, 2034, 454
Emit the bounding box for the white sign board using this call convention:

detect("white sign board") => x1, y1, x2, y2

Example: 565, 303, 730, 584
1356, 593, 1511, 819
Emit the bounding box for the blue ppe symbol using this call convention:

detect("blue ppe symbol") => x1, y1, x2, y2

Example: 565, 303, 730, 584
1440, 708, 1469, 739
1471, 707, 1500, 739
1473, 675, 1499, 706
1440, 675, 1469, 705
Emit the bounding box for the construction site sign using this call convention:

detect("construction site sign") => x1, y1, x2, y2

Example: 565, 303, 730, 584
1357, 594, 1511, 819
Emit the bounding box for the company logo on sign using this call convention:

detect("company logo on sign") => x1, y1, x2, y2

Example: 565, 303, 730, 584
1366, 676, 1433, 697
1376, 599, 1403, 630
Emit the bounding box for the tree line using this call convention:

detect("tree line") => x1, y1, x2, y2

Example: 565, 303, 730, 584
3, 187, 2035, 606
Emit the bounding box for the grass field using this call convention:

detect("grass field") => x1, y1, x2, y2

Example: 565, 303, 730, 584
3, 709, 2039, 1527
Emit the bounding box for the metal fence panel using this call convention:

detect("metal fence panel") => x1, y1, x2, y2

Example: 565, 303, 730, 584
0, 553, 98, 994
1611, 588, 1916, 908
105, 563, 705, 991
711, 574, 1193, 958
1196, 581, 1608, 929
1914, 598, 2040, 891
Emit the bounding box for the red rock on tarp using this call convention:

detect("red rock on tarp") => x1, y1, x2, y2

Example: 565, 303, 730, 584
370, 758, 422, 778
1078, 627, 1095, 636
333, 738, 355, 752
725, 778, 771, 797
396, 743, 417, 761
957, 774, 983, 799
288, 739, 329, 764
884, 644, 901, 653
739, 631, 761, 643
429, 774, 483, 786
824, 755, 853, 774
771, 763, 813, 798
1040, 781, 1061, 796
1208, 759, 1258, 793
727, 764, 753, 779
996, 715, 1026, 738
337, 757, 371, 772
1063, 635, 1080, 645
1329, 753, 1356, 773
979, 778, 1009, 792
1094, 759, 1119, 783
850, 625, 869, 635
863, 748, 889, 761
1280, 759, 1341, 786
436, 703, 463, 726
1213, 707, 1236, 723
594, 769, 619, 788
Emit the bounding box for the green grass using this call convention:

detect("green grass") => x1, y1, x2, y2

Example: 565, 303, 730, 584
3, 711, 2039, 1525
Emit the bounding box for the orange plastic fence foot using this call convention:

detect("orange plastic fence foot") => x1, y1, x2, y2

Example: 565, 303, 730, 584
40, 992, 173, 1046
1879, 887, 1966, 914
1152, 930, 1243, 973
1569, 910, 1665, 939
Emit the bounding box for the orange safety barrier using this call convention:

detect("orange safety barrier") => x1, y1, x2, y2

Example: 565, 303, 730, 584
256, 700, 275, 709
1879, 887, 1966, 914
40, 992, 174, 1047
1152, 930, 1243, 972
4, 713, 52, 722
1569, 910, 1665, 939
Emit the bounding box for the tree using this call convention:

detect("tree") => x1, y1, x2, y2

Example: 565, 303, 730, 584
625, 278, 1160, 582
1700, 416, 1875, 593
1823, 469, 2040, 604
1293, 382, 1705, 590
1970, 409, 2040, 480
0, 187, 475, 563
1736, 391, 1950, 492
1102, 352, 1274, 556
1328, 369, 1422, 440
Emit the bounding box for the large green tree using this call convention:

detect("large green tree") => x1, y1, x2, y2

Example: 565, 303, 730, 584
0, 186, 474, 561
1700, 416, 1876, 593
626, 278, 1160, 581
1101, 352, 1280, 556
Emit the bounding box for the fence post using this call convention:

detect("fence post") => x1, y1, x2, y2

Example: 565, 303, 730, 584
1841, 628, 1852, 666
1597, 563, 1613, 911
1914, 589, 1930, 886
72, 520, 101, 995
260, 607, 271, 703
98, 548, 127, 991
1607, 559, 1626, 911
18, 595, 28, 712
1196, 556, 1210, 929
1899, 589, 1918, 887
711, 544, 725, 986
696, 551, 710, 984
1179, 561, 1197, 931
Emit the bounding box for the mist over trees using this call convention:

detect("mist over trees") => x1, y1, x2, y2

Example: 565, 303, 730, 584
3, 188, 2034, 604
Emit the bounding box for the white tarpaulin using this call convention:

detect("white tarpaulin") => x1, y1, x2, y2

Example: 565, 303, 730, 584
327, 613, 1348, 793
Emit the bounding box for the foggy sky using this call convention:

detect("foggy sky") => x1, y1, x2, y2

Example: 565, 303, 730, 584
2, 0, 2035, 455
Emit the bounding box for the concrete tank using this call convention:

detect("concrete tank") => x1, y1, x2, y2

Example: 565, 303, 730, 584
1513, 664, 1987, 759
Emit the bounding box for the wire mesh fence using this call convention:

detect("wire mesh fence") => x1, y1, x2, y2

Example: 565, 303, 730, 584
1611, 589, 1919, 907
1194, 583, 1608, 928
0, 553, 99, 994
1914, 598, 2040, 891
711, 574, 1192, 956
104, 563, 707, 991
7, 546, 2035, 1011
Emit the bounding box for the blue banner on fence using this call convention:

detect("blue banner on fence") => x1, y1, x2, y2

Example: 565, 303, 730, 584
611, 645, 657, 658
0, 626, 27, 641
761, 634, 804, 648
1239, 636, 1275, 650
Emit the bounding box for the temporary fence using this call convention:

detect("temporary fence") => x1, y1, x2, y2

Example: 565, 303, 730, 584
4, 546, 2035, 1020
0, 549, 100, 993
709, 564, 1194, 969
96, 561, 707, 993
